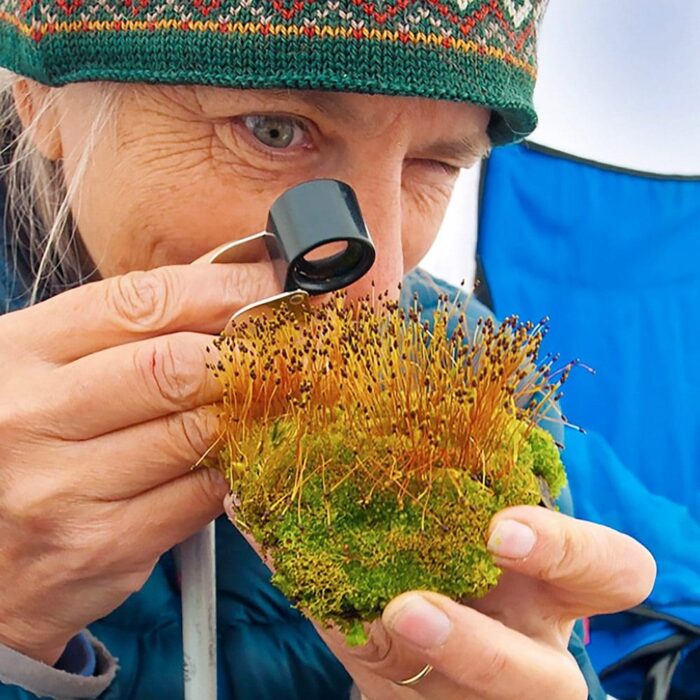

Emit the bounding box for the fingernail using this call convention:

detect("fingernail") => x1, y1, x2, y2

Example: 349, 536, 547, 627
385, 594, 451, 648
487, 519, 537, 559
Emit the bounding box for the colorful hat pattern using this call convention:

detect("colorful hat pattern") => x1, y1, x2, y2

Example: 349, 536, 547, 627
0, 0, 547, 144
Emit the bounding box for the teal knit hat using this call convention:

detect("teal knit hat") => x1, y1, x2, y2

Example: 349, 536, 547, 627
0, 0, 547, 145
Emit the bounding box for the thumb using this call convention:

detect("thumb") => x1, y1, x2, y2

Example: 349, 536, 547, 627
222, 493, 278, 573
486, 506, 656, 617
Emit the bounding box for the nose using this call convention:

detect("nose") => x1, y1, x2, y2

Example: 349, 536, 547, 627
342, 169, 404, 302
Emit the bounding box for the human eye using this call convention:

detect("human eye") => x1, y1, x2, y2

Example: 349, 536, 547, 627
425, 160, 462, 177
238, 114, 311, 151
404, 158, 464, 181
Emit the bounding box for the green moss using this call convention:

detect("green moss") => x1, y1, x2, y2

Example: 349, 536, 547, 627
215, 300, 572, 644
528, 426, 567, 498
345, 622, 369, 647
231, 413, 566, 642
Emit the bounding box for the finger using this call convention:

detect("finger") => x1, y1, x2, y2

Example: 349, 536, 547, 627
486, 506, 656, 618
119, 464, 229, 561
314, 618, 421, 699
326, 591, 586, 699
382, 592, 585, 698
45, 332, 221, 439
7, 262, 279, 364
66, 406, 222, 499
222, 494, 277, 573
468, 570, 575, 645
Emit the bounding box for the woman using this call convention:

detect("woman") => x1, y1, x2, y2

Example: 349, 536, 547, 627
0, 1, 655, 698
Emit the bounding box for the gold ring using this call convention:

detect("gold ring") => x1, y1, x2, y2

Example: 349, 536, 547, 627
393, 663, 434, 687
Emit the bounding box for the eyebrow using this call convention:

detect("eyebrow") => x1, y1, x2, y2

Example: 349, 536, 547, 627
295, 91, 492, 162
260, 89, 365, 121
413, 134, 492, 163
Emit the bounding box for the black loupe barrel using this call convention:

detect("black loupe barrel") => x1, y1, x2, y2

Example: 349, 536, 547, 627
267, 180, 376, 295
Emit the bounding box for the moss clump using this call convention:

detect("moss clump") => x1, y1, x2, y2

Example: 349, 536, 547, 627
528, 425, 568, 495
210, 292, 571, 641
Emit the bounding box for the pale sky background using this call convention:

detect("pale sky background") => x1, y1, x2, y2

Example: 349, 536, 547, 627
421, 0, 700, 286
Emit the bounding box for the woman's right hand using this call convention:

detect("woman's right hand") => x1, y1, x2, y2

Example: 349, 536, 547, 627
0, 262, 277, 665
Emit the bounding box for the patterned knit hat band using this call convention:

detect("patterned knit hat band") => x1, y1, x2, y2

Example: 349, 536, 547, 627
0, 0, 546, 145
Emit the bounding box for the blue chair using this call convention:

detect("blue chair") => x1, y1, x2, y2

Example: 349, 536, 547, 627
477, 142, 700, 699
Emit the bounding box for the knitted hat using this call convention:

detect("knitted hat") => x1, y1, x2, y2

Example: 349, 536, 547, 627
0, 0, 547, 145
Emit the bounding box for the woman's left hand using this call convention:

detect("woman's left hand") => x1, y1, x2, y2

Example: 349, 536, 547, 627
315, 505, 656, 700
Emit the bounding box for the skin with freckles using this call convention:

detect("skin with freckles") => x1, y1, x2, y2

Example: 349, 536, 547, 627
0, 79, 656, 700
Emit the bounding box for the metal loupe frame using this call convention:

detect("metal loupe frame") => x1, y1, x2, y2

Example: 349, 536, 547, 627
208, 180, 375, 332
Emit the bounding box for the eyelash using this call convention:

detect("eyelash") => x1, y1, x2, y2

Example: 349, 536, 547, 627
430, 161, 462, 176
234, 114, 313, 156
407, 159, 462, 178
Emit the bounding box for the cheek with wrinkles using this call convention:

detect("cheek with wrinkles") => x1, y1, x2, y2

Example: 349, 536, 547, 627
77, 126, 275, 273
210, 122, 323, 187
401, 178, 456, 267
210, 123, 273, 183
117, 121, 218, 182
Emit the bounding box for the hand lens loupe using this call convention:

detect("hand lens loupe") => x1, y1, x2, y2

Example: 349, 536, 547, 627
208, 180, 375, 335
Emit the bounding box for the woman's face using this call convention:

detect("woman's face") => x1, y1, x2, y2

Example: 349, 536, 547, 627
45, 83, 489, 297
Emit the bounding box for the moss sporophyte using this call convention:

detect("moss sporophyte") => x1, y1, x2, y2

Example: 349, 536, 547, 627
206, 290, 576, 645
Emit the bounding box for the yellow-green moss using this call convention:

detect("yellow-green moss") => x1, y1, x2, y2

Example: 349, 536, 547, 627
212, 294, 571, 642
228, 414, 564, 640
